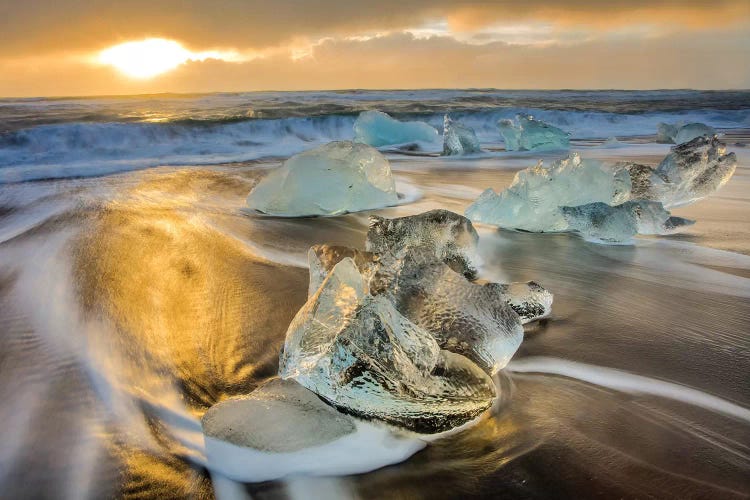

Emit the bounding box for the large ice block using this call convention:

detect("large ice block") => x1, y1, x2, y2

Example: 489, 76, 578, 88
465, 154, 631, 232
497, 114, 570, 151
353, 110, 438, 147
442, 115, 482, 156
245, 141, 399, 216
560, 200, 695, 243
279, 258, 496, 434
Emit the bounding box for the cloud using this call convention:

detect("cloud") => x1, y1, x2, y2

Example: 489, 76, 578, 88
1, 0, 748, 58
2, 30, 748, 96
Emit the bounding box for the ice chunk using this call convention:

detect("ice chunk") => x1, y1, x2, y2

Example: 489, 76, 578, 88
442, 115, 482, 156
497, 114, 570, 151
280, 258, 496, 434
560, 200, 695, 243
366, 209, 480, 279
495, 281, 554, 323
354, 110, 438, 147
657, 122, 716, 144
602, 136, 624, 148
465, 154, 631, 232
245, 141, 399, 217
202, 378, 424, 482
653, 135, 737, 207
308, 245, 376, 296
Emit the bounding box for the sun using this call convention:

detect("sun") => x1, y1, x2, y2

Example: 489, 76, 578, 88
98, 39, 195, 79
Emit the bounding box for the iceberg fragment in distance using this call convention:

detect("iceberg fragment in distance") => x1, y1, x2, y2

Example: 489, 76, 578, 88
442, 115, 482, 156
354, 110, 438, 147
245, 141, 399, 216
498, 114, 570, 151
657, 122, 716, 144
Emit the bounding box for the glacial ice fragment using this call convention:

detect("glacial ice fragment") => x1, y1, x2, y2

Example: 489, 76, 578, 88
354, 110, 438, 147
245, 141, 399, 217
498, 114, 570, 151
202, 378, 424, 482
442, 115, 482, 156
653, 135, 737, 207
366, 209, 480, 279
657, 122, 716, 144
465, 154, 631, 232
560, 200, 695, 243
280, 258, 496, 434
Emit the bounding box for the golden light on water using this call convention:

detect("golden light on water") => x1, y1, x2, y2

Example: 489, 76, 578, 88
98, 38, 235, 78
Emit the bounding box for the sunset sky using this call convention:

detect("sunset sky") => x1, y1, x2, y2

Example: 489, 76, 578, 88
1, 0, 749, 97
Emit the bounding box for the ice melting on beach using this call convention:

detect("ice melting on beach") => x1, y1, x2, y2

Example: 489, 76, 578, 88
354, 110, 438, 147
204, 209, 553, 476
497, 113, 570, 151
245, 141, 399, 216
561, 201, 695, 243
657, 122, 716, 144
466, 154, 630, 233
442, 115, 482, 156
466, 136, 736, 243
202, 378, 425, 482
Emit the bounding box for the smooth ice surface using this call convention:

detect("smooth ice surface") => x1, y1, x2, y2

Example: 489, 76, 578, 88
560, 201, 695, 243
353, 110, 438, 147
466, 154, 630, 232
280, 258, 496, 433
245, 141, 398, 216
498, 114, 570, 151
657, 122, 716, 144
442, 115, 482, 156
202, 379, 425, 482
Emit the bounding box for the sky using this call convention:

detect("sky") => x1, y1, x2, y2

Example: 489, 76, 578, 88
1, 0, 749, 96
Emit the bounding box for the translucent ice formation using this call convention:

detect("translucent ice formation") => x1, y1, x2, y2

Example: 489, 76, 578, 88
466, 154, 630, 232
353, 110, 438, 147
497, 114, 570, 151
466, 136, 736, 242
305, 210, 553, 374
651, 135, 737, 207
245, 141, 399, 216
560, 201, 695, 243
657, 122, 716, 144
202, 378, 424, 482
622, 135, 737, 207
442, 115, 482, 156
279, 258, 497, 433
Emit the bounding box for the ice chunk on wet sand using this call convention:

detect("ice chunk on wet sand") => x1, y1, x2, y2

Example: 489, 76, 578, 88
245, 141, 399, 217
202, 379, 424, 482
498, 114, 570, 151
465, 154, 630, 232
560, 201, 694, 243
280, 258, 497, 434
354, 110, 438, 147
442, 115, 482, 156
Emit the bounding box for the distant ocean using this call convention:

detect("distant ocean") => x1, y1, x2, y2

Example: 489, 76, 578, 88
1, 89, 749, 182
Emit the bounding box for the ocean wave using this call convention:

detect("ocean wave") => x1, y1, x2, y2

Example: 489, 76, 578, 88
1, 99, 748, 182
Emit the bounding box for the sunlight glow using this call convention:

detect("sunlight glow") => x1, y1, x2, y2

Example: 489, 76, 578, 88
98, 38, 234, 78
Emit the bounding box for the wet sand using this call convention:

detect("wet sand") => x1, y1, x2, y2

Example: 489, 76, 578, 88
0, 137, 748, 498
